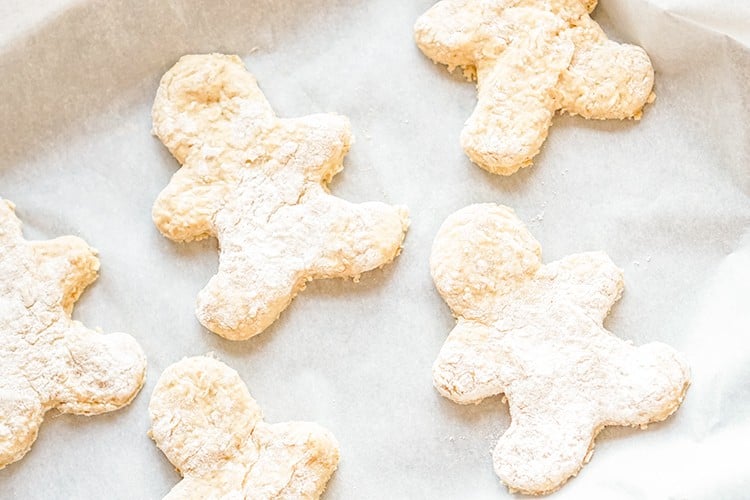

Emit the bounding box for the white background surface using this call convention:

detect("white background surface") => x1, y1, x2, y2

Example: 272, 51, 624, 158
0, 0, 748, 498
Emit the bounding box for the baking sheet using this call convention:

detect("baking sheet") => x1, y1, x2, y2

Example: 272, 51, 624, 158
0, 0, 748, 498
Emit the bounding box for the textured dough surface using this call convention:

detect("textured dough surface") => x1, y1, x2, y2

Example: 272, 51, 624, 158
414, 0, 655, 175
430, 204, 690, 495
152, 54, 409, 340
0, 198, 146, 469
149, 356, 340, 499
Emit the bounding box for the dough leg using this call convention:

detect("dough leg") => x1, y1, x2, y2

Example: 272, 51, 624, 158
461, 9, 573, 174
493, 411, 594, 495
0, 385, 44, 469
306, 196, 408, 280
163, 478, 221, 500
244, 422, 339, 499
196, 263, 300, 340
603, 342, 690, 426
54, 325, 146, 415
559, 23, 654, 119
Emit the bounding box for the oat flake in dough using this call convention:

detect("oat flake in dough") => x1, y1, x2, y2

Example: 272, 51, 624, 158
152, 54, 409, 341
431, 204, 690, 495
0, 198, 146, 469
149, 356, 340, 499
414, 0, 655, 175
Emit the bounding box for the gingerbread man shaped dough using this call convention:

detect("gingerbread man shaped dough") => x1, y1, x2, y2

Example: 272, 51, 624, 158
152, 54, 409, 340
415, 0, 655, 175
0, 199, 146, 469
149, 356, 340, 499
431, 204, 689, 495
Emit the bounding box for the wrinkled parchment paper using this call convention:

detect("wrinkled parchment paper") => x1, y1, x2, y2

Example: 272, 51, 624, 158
0, 0, 748, 498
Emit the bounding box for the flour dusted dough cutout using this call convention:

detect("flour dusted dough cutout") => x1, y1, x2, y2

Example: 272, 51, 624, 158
0, 199, 146, 469
152, 54, 409, 340
149, 356, 339, 499
414, 0, 655, 175
431, 204, 690, 495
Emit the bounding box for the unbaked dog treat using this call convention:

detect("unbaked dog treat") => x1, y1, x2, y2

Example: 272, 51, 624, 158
0, 198, 146, 469
152, 54, 409, 340
414, 0, 655, 175
431, 204, 690, 495
149, 356, 340, 499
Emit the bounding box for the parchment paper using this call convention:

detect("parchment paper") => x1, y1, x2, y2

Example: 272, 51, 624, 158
0, 0, 748, 498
